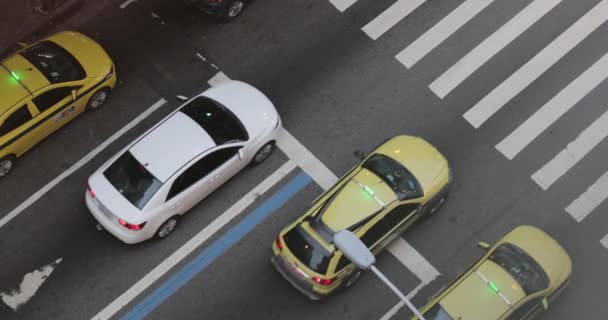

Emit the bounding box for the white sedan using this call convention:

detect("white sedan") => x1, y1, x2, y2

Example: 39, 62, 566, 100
85, 80, 282, 244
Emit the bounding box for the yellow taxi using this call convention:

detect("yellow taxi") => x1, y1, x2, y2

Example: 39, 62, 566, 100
271, 135, 451, 299
414, 225, 572, 320
0, 31, 116, 177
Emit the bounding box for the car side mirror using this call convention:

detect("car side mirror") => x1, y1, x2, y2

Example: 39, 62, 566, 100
353, 150, 366, 160
541, 297, 549, 310
477, 241, 490, 250
17, 42, 28, 48
71, 89, 78, 101
176, 95, 189, 102
238, 148, 245, 160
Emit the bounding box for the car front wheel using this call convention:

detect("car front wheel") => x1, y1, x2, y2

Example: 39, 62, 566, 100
251, 142, 275, 165
0, 155, 16, 178
86, 88, 110, 111
224, 0, 246, 21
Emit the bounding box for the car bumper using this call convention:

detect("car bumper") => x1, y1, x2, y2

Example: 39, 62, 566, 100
85, 192, 147, 244
270, 254, 324, 301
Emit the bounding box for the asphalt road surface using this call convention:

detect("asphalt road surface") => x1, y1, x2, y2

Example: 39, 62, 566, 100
1, 0, 607, 319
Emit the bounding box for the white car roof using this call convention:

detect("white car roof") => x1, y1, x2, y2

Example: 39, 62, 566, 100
129, 111, 215, 182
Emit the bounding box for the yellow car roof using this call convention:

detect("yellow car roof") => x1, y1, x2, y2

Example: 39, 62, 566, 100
441, 260, 526, 320
376, 135, 448, 194
320, 167, 397, 231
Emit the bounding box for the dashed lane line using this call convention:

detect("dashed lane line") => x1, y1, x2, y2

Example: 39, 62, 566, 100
0, 98, 167, 230
463, 0, 608, 128
566, 169, 608, 223
395, 0, 497, 68
329, 0, 358, 12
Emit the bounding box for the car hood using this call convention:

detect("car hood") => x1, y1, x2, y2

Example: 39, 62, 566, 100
202, 80, 279, 139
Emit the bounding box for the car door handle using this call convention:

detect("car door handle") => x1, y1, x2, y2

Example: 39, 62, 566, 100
170, 203, 181, 210
210, 175, 218, 182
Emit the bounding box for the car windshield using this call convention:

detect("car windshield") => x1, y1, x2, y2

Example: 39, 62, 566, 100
103, 151, 163, 210
283, 225, 333, 274
488, 243, 549, 295
180, 96, 248, 145
423, 304, 454, 320
362, 154, 422, 199
20, 41, 86, 83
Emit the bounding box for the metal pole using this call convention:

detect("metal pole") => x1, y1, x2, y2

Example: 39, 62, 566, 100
370, 265, 426, 320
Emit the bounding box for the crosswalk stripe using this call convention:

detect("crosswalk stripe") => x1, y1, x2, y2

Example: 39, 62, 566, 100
463, 0, 608, 128
387, 237, 440, 284
565, 170, 608, 223
532, 105, 608, 191
329, 0, 358, 12
395, 0, 496, 68
601, 233, 608, 249
495, 53, 608, 160
362, 0, 426, 40
429, 0, 562, 98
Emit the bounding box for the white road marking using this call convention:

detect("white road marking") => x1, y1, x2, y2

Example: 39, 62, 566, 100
532, 106, 608, 191
496, 53, 608, 160
463, 0, 608, 128
362, 0, 426, 40
276, 128, 338, 190
329, 0, 358, 12
429, 0, 562, 98
601, 233, 608, 249
565, 170, 608, 223
395, 0, 496, 68
388, 237, 440, 284
0, 98, 167, 231
91, 161, 297, 320
119, 0, 138, 9
1, 258, 63, 311
208, 71, 231, 87
379, 282, 426, 320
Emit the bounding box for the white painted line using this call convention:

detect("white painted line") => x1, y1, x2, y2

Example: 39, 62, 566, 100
496, 53, 608, 160
601, 233, 608, 249
395, 0, 496, 68
0, 98, 167, 230
463, 0, 608, 128
388, 237, 440, 284
532, 106, 608, 191
208, 71, 231, 87
362, 0, 426, 40
565, 169, 608, 223
329, 0, 358, 12
91, 161, 297, 320
429, 0, 562, 98
276, 128, 339, 190
1, 258, 62, 311
119, 0, 138, 9
379, 282, 426, 320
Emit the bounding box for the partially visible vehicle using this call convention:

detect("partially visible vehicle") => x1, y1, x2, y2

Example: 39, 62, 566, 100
184, 0, 249, 21
0, 31, 116, 177
272, 135, 452, 300
414, 225, 572, 320
86, 80, 281, 244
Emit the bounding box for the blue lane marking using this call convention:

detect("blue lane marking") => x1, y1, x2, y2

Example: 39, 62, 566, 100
120, 171, 312, 320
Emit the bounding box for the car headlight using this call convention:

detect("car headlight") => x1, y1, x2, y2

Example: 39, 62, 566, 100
103, 65, 114, 80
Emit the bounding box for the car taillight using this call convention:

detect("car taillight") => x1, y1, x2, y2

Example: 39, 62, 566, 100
118, 219, 146, 231
87, 184, 95, 198
312, 277, 333, 286
275, 235, 283, 251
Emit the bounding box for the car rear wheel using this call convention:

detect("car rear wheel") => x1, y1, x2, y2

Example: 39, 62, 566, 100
0, 155, 16, 178
86, 88, 110, 111
251, 142, 274, 165
156, 216, 179, 240
224, 0, 246, 21
344, 269, 362, 288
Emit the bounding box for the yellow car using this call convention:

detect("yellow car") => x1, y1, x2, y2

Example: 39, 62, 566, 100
0, 31, 116, 177
414, 225, 572, 320
271, 135, 451, 300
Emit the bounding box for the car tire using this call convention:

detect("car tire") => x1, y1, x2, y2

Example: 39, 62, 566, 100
86, 88, 110, 111
426, 191, 449, 217
344, 269, 362, 289
223, 0, 247, 21
250, 142, 274, 165
0, 155, 16, 178
156, 216, 179, 240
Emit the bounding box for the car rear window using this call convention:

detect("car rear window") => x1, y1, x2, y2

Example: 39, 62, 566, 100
103, 151, 163, 210
362, 154, 422, 199
283, 225, 333, 274
423, 304, 454, 320
488, 243, 550, 295
20, 41, 86, 83
180, 96, 248, 145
